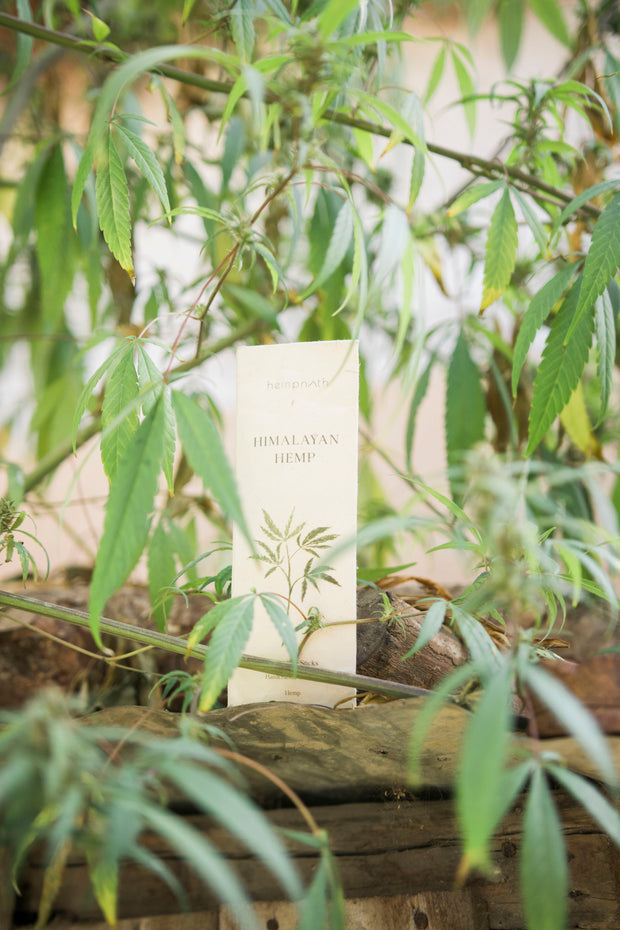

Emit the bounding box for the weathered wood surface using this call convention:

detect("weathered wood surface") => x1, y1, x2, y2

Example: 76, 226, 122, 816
14, 796, 620, 928
9, 701, 620, 928
355, 587, 468, 690
79, 701, 620, 803
9, 894, 491, 930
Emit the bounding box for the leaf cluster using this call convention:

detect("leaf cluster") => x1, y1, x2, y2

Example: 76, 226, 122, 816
0, 690, 309, 929
1, 2, 620, 928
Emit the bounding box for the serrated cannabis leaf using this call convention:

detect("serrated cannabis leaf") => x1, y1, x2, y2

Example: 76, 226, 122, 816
138, 802, 259, 930
527, 0, 571, 47
162, 761, 302, 902
7, 0, 34, 92
425, 43, 446, 103
114, 123, 171, 214
512, 187, 548, 257
481, 186, 518, 311
466, 0, 494, 35
72, 44, 241, 225
405, 355, 434, 469
230, 0, 256, 62
451, 48, 476, 136
182, 0, 197, 22
173, 392, 250, 544
499, 0, 523, 70
259, 594, 298, 672
546, 764, 620, 847
136, 344, 163, 416
551, 179, 620, 238
100, 344, 139, 482
527, 280, 595, 454
96, 129, 134, 277
447, 180, 503, 218
198, 596, 255, 711
451, 607, 498, 664
566, 193, 620, 345
161, 385, 176, 495
72, 341, 129, 452
318, 0, 359, 38
523, 664, 618, 786
512, 263, 576, 396
89, 396, 165, 645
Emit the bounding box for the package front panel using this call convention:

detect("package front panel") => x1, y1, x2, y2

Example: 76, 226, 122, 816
228, 340, 359, 707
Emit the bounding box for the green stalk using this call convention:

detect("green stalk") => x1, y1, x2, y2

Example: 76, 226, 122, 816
0, 589, 434, 701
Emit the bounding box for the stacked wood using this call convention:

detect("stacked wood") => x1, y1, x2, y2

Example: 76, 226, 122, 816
8, 701, 620, 929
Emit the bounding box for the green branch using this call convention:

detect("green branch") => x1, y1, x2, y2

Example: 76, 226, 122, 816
0, 588, 434, 701
0, 12, 599, 220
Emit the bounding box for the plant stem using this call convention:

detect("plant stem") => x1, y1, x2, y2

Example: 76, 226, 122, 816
0, 588, 435, 701
0, 13, 600, 221
22, 420, 101, 495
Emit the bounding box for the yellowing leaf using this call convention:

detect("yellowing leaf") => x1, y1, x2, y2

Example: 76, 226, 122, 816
481, 186, 518, 312
417, 237, 446, 294
87, 852, 118, 927
35, 840, 72, 930
353, 127, 375, 171
86, 11, 111, 41
559, 382, 602, 458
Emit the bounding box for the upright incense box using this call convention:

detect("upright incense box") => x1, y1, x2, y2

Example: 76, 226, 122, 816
228, 340, 359, 707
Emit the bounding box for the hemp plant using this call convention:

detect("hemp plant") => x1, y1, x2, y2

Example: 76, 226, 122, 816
1, 0, 620, 928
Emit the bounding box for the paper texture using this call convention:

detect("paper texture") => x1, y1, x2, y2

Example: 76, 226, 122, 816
228, 340, 359, 707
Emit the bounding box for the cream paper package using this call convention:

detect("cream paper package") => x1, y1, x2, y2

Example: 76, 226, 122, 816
228, 340, 359, 707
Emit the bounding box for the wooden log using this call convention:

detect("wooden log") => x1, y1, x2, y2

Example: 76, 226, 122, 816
14, 796, 620, 928
79, 702, 620, 802
356, 587, 468, 691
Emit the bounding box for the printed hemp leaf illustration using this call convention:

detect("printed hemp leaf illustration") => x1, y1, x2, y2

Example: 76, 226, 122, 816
252, 508, 340, 608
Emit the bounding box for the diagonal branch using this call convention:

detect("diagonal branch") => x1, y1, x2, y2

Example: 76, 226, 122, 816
0, 588, 435, 701
0, 12, 600, 219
